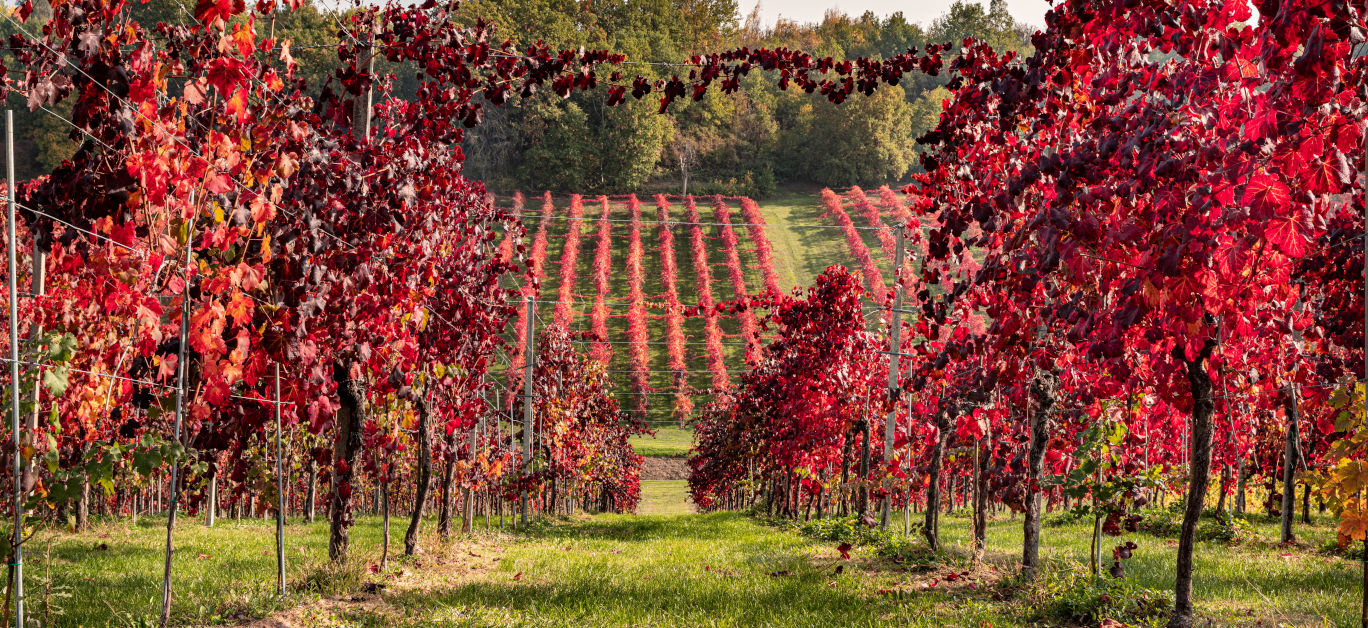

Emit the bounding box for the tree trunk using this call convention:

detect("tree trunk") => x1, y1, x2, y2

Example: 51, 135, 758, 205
1215, 464, 1229, 514
1301, 483, 1311, 525
1023, 371, 1055, 574
404, 396, 434, 556
1280, 384, 1300, 544
205, 464, 217, 527
462, 418, 475, 533
857, 419, 871, 519
972, 438, 988, 564
380, 482, 390, 571
923, 411, 951, 551
438, 425, 457, 538
838, 427, 853, 517
947, 476, 956, 514
1235, 457, 1247, 514
305, 460, 317, 524
76, 477, 90, 531
1170, 340, 1216, 628
329, 364, 367, 562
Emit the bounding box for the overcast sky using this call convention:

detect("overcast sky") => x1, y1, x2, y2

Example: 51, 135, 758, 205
751, 0, 1054, 30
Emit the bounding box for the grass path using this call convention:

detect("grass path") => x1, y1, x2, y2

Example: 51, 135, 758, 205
42, 499, 1362, 626
628, 426, 694, 457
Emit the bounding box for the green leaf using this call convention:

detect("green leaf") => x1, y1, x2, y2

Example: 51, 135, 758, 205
132, 450, 159, 476
46, 333, 77, 363
1106, 421, 1128, 445
41, 365, 69, 396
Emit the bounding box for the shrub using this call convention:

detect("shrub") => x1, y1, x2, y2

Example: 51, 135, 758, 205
1138, 508, 1182, 537
796, 515, 890, 546
291, 558, 368, 596
1195, 513, 1256, 544
1011, 564, 1170, 627
1138, 508, 1255, 544
875, 536, 943, 571
1043, 510, 1086, 527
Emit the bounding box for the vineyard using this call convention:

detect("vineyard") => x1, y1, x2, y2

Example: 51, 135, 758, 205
0, 0, 1362, 626
496, 189, 913, 426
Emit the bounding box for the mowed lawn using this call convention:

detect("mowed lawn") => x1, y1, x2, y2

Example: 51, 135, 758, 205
638, 480, 694, 516
629, 426, 695, 457
45, 503, 1359, 626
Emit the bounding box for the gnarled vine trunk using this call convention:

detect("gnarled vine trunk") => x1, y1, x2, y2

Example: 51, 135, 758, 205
329, 364, 367, 562
438, 425, 457, 537
1023, 370, 1056, 574
404, 396, 433, 555
1171, 340, 1215, 628
462, 419, 476, 533
1279, 384, 1300, 544
923, 410, 951, 551
971, 437, 988, 564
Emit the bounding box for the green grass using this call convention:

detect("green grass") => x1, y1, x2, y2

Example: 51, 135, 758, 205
749, 187, 847, 292
629, 426, 695, 457
35, 514, 380, 626
49, 504, 1360, 626
637, 481, 693, 516
377, 511, 1007, 627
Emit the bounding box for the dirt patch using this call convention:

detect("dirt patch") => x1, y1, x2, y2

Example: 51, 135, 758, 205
641, 456, 689, 480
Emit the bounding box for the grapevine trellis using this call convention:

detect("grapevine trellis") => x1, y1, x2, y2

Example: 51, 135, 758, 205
506, 189, 919, 426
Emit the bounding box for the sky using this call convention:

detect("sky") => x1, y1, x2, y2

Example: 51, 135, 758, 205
751, 0, 1054, 30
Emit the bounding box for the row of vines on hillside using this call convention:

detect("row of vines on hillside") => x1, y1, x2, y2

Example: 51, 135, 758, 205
589, 196, 615, 366
656, 195, 693, 423
820, 189, 887, 305
711, 197, 764, 365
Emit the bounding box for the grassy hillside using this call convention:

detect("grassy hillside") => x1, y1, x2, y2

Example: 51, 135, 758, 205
629, 426, 694, 457
495, 186, 895, 433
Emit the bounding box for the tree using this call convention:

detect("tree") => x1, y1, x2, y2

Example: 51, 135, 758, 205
789, 85, 916, 187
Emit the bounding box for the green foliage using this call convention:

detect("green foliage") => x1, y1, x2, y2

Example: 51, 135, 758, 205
1046, 410, 1162, 516
874, 535, 943, 570
783, 85, 918, 187
291, 556, 368, 596
40, 434, 189, 512
1137, 508, 1183, 538
1137, 507, 1258, 544
1195, 513, 1257, 544
1011, 564, 1170, 627
463, 0, 1032, 193
793, 515, 888, 546
515, 94, 672, 193
1043, 509, 1086, 527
